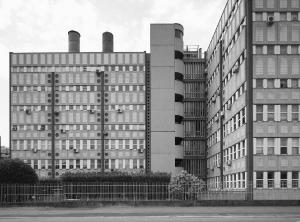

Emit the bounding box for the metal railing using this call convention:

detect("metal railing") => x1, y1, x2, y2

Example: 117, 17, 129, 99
1, 183, 300, 204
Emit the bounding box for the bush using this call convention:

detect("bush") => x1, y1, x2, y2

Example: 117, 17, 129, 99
61, 171, 171, 183
0, 159, 38, 184
169, 170, 206, 200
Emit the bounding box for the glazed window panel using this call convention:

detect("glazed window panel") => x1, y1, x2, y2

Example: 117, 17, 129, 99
255, 26, 264, 42
279, 25, 288, 41
291, 58, 300, 75
279, 0, 288, 8
255, 138, 264, 155
254, 58, 264, 75
292, 0, 299, 8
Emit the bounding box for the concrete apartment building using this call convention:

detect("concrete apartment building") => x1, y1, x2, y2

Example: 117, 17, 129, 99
9, 0, 300, 199
9, 24, 205, 179
206, 0, 300, 199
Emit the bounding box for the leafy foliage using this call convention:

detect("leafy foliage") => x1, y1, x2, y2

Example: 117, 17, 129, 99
169, 170, 206, 200
61, 171, 171, 183
0, 159, 38, 184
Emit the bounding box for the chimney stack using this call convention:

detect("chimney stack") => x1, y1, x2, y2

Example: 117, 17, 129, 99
68, 30, 80, 53
102, 32, 114, 52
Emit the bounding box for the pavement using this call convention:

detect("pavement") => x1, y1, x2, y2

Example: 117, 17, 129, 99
0, 206, 300, 222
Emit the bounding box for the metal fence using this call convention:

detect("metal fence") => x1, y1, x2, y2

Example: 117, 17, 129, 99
1, 183, 300, 204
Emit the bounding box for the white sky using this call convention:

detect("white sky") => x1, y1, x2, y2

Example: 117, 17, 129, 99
0, 0, 225, 146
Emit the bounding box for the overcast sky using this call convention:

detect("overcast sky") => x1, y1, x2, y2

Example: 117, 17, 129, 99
0, 0, 225, 146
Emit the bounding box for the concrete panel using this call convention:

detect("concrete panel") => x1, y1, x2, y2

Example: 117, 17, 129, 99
151, 132, 174, 154
151, 45, 174, 67
254, 155, 300, 171
151, 66, 174, 89
151, 110, 174, 131
254, 122, 300, 137
150, 24, 174, 46
151, 89, 174, 111
151, 153, 173, 173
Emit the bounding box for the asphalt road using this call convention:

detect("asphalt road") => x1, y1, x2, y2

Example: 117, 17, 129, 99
1, 206, 300, 222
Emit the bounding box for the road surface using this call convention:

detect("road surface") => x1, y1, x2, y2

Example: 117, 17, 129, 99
1, 206, 300, 222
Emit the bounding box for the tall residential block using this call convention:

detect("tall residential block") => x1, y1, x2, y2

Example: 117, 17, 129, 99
10, 33, 147, 178
206, 0, 300, 199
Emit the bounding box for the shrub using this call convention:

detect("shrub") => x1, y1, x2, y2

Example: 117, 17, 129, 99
169, 170, 206, 200
61, 171, 171, 183
0, 159, 38, 184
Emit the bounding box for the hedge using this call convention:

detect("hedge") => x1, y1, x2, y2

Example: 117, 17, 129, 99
0, 159, 38, 184
61, 171, 171, 183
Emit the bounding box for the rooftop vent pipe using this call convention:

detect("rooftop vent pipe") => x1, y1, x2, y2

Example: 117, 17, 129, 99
68, 30, 80, 53
102, 32, 114, 52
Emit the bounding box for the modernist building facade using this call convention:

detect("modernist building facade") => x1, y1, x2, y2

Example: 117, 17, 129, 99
206, 0, 300, 198
9, 0, 300, 199
9, 24, 206, 179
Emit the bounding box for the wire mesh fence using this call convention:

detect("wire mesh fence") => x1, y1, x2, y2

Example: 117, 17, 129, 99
1, 183, 300, 204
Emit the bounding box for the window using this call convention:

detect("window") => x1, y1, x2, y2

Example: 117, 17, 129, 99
90, 159, 95, 169
292, 138, 299, 155
292, 0, 299, 8
33, 160, 38, 169
256, 46, 263, 54
266, 0, 275, 8
280, 79, 288, 87
256, 138, 264, 155
69, 159, 74, 169
76, 159, 80, 169
280, 105, 288, 121
280, 172, 287, 188
292, 79, 299, 88
267, 172, 274, 188
280, 45, 287, 54
256, 105, 263, 121
267, 45, 274, 54
256, 12, 263, 21
280, 0, 288, 8
292, 105, 299, 121
255, 27, 264, 42
256, 172, 264, 188
291, 46, 298, 54
267, 105, 275, 121
255, 0, 263, 8
280, 138, 288, 154
256, 79, 263, 88
267, 79, 274, 88
267, 138, 275, 155
133, 140, 138, 149
292, 172, 299, 188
